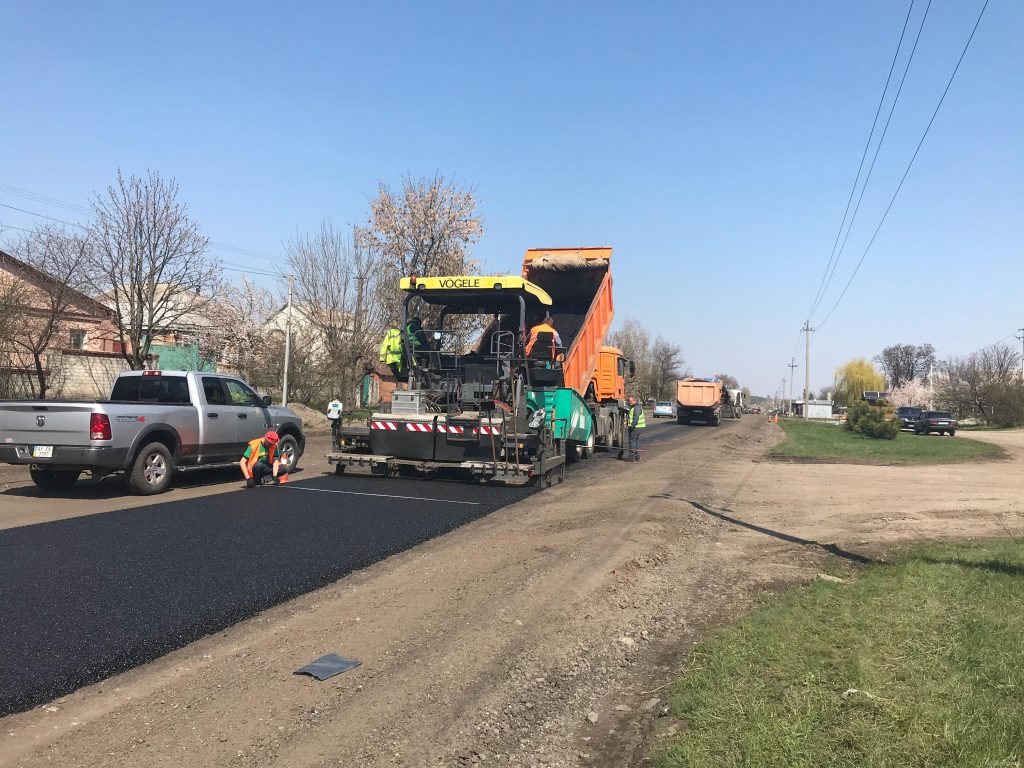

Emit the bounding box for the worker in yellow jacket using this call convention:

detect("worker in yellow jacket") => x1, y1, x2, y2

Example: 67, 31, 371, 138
379, 327, 404, 379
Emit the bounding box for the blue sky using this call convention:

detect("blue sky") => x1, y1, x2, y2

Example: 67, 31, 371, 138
2, 1, 1020, 396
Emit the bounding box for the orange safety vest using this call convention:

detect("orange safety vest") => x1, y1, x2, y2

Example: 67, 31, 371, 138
525, 323, 558, 358
244, 438, 276, 472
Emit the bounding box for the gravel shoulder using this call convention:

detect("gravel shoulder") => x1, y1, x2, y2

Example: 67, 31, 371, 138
3, 421, 1021, 768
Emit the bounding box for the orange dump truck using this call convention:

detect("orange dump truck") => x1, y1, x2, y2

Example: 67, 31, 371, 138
675, 378, 725, 426
522, 247, 632, 454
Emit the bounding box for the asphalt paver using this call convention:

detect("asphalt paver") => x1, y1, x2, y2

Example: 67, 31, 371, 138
0, 473, 533, 716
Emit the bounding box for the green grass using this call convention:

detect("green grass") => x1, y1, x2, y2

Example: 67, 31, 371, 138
770, 419, 1005, 465
656, 539, 1024, 768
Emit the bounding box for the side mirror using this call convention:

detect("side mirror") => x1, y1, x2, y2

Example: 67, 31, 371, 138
261, 395, 273, 407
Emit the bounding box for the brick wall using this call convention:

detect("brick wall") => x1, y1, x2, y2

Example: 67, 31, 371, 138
46, 350, 130, 399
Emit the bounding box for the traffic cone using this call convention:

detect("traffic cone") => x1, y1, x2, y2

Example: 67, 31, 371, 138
774, 414, 779, 424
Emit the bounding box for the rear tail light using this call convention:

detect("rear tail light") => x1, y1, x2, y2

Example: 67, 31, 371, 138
90, 413, 111, 441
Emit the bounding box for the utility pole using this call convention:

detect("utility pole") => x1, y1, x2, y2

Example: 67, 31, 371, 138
787, 357, 798, 414
282, 275, 294, 407
1015, 327, 1024, 382
781, 378, 786, 413
802, 322, 813, 420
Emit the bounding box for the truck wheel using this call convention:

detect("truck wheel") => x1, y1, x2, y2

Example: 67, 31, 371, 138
278, 434, 300, 473
127, 442, 175, 495
29, 468, 80, 492
583, 432, 595, 459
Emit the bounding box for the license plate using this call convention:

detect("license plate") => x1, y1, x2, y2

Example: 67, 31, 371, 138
32, 445, 53, 458
936, 422, 948, 425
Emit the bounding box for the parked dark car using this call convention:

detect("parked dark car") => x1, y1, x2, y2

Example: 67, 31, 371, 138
913, 410, 958, 436
895, 406, 923, 430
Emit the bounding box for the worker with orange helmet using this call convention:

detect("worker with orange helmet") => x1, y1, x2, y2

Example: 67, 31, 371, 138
240, 430, 287, 488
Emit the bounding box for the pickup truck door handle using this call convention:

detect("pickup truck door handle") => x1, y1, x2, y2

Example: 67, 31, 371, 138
238, 413, 248, 419
208, 413, 219, 419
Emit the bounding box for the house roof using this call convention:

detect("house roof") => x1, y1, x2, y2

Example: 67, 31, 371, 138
0, 248, 113, 319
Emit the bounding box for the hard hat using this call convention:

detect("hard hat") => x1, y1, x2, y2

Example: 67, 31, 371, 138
265, 430, 280, 444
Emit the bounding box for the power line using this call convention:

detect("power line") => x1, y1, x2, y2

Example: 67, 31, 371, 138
806, 0, 919, 321
0, 221, 36, 234
0, 202, 86, 229
810, 0, 933, 322
0, 182, 90, 215
0, 180, 280, 263
816, 0, 990, 331
220, 260, 284, 279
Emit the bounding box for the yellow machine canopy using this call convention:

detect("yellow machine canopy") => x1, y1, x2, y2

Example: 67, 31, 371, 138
400, 275, 552, 314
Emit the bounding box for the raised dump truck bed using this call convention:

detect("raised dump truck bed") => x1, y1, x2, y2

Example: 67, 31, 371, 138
521, 247, 614, 398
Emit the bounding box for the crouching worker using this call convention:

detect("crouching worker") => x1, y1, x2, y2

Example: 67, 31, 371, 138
240, 430, 287, 488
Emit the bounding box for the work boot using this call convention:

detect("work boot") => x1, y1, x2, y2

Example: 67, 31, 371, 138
245, 477, 255, 489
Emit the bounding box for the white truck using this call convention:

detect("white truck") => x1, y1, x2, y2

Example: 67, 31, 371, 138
724, 388, 745, 419
0, 371, 304, 495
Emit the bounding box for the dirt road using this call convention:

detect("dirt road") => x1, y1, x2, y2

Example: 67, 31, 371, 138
3, 420, 1021, 768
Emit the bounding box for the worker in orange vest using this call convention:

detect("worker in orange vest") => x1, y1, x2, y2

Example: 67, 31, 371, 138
240, 430, 286, 488
525, 312, 563, 359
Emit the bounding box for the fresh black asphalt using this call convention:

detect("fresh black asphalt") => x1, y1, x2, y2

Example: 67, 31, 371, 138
0, 420, 691, 716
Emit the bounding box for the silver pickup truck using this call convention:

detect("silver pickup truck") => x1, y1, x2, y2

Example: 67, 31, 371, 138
0, 371, 304, 495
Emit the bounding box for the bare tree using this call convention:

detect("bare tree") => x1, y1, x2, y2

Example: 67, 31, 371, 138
356, 173, 483, 327
715, 373, 740, 390
650, 336, 685, 400
201, 275, 278, 384
286, 222, 383, 406
934, 342, 1023, 425
0, 264, 21, 397
87, 170, 220, 369
874, 343, 936, 388
609, 317, 651, 399
3, 225, 96, 398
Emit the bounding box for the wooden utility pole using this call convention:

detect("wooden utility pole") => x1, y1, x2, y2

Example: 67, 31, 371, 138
802, 322, 813, 419
787, 357, 798, 413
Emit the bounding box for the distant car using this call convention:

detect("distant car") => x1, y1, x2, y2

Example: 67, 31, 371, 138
913, 410, 958, 436
748, 406, 762, 415
653, 401, 675, 418
895, 406, 923, 430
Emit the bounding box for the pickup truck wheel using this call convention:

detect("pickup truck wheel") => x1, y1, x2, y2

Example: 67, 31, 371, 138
128, 442, 174, 495
29, 468, 80, 492
949, 430, 956, 437
278, 434, 300, 473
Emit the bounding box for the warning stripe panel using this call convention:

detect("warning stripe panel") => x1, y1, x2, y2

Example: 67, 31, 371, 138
437, 425, 466, 434
405, 423, 433, 432
370, 421, 398, 430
